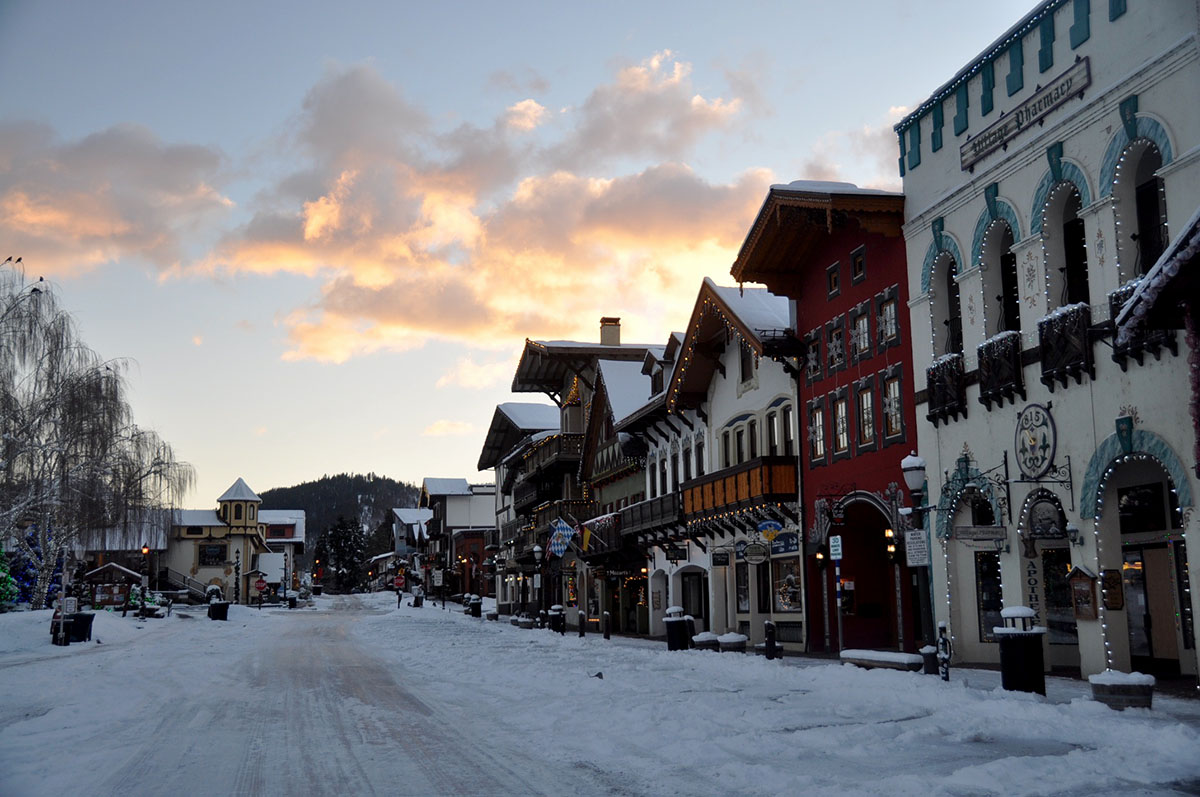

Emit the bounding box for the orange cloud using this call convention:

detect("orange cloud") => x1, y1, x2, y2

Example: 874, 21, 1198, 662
422, 419, 475, 437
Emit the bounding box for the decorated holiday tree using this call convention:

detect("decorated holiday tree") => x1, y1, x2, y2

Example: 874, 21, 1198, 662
0, 545, 18, 610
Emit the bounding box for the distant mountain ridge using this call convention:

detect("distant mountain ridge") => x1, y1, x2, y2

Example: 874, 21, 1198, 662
259, 473, 420, 564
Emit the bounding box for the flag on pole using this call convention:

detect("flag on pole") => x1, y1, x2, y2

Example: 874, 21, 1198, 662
548, 517, 576, 557
581, 524, 592, 552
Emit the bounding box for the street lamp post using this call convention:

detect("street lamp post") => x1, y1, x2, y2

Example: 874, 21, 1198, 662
900, 452, 936, 647
234, 549, 241, 604
532, 544, 545, 622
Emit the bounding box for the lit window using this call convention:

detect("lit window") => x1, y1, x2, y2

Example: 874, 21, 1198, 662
852, 314, 870, 358
851, 247, 866, 283
810, 405, 825, 460
827, 262, 840, 297
884, 377, 903, 437
833, 398, 849, 453
880, 299, 899, 342
782, 405, 794, 457
858, 389, 875, 444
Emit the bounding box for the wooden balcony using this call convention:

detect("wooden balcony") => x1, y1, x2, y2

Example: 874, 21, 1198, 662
523, 433, 583, 474
1039, 303, 1094, 390
532, 499, 595, 531
1108, 283, 1178, 371
926, 353, 967, 426
680, 456, 797, 521
513, 480, 541, 512
977, 331, 1024, 410
620, 493, 681, 536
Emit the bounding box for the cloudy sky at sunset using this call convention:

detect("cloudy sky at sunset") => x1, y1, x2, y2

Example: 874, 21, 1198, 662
0, 1, 1038, 505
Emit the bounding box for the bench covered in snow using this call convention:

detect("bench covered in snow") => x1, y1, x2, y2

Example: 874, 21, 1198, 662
840, 649, 924, 672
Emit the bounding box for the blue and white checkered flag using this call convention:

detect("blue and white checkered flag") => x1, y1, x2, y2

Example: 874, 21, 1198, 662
547, 517, 576, 557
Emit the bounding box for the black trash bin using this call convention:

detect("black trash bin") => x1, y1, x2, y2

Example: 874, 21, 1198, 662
413, 594, 423, 608
208, 601, 230, 621
996, 608, 1046, 695
470, 597, 482, 618
312, 585, 323, 596
548, 609, 565, 633
69, 612, 95, 642
287, 596, 298, 609
50, 613, 72, 645
921, 645, 939, 675
664, 616, 689, 651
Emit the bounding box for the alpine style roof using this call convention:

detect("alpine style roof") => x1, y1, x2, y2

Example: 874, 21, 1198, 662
421, 478, 473, 496
599, 359, 656, 426
667, 278, 791, 412
174, 509, 223, 527
218, 477, 261, 503
259, 509, 306, 542
511, 338, 655, 395
731, 181, 904, 285
477, 402, 561, 471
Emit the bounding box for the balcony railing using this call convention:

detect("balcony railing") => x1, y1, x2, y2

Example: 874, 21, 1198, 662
523, 433, 583, 474
926, 353, 967, 426
532, 499, 595, 531
680, 456, 796, 521
977, 331, 1024, 410
619, 493, 681, 536
513, 481, 540, 512
1039, 303, 1094, 390
1109, 282, 1178, 371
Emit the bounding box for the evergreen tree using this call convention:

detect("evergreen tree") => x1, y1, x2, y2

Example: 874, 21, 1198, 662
0, 545, 18, 609
315, 516, 367, 592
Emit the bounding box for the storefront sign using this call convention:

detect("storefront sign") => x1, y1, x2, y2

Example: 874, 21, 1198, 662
663, 543, 687, 562
743, 542, 769, 565
905, 528, 930, 567
1025, 559, 1042, 626
954, 525, 1007, 541
757, 520, 783, 541
960, 58, 1090, 170
711, 550, 731, 567
770, 532, 799, 556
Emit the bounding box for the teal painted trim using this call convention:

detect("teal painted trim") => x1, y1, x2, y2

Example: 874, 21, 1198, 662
971, 199, 1022, 267
1109, 0, 1125, 21
935, 463, 1003, 541
908, 122, 921, 169
932, 103, 944, 152
981, 61, 995, 116
1070, 0, 1090, 48
898, 133, 906, 178
1081, 429, 1194, 517
1039, 15, 1055, 73
1098, 116, 1174, 198
953, 85, 969, 135
920, 234, 964, 295
1007, 38, 1025, 96
1030, 162, 1093, 235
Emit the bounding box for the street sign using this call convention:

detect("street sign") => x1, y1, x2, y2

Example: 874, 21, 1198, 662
743, 542, 769, 565
393, 574, 405, 589
254, 578, 267, 592
829, 535, 843, 561
432, 569, 443, 587
905, 529, 931, 567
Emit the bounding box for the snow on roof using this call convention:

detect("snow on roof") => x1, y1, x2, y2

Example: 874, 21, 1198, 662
175, 509, 223, 527
421, 478, 472, 496
497, 402, 560, 432
599, 360, 653, 425
83, 562, 144, 581
1116, 202, 1200, 340
259, 509, 306, 542
218, 477, 261, 503
368, 552, 395, 563
769, 179, 900, 197
393, 507, 433, 525
704, 277, 790, 337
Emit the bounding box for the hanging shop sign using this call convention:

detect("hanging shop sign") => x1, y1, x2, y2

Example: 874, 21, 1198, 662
960, 57, 1090, 170
663, 543, 688, 562
770, 532, 799, 556
743, 542, 770, 565
1015, 404, 1057, 479
711, 549, 731, 567
757, 520, 783, 542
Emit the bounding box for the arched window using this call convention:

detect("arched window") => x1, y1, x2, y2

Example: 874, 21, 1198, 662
1114, 140, 1168, 277
980, 221, 1020, 335
1042, 183, 1090, 308
930, 253, 963, 355
234, 503, 243, 521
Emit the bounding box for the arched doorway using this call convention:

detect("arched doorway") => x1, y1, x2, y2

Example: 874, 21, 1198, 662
980, 220, 1021, 336
671, 564, 709, 633
1016, 489, 1080, 671
1096, 456, 1189, 675
825, 499, 918, 651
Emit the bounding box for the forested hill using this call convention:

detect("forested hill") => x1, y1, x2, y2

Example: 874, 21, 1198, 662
258, 473, 420, 558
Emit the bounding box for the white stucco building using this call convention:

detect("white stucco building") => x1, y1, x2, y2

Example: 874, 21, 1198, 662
897, 0, 1199, 678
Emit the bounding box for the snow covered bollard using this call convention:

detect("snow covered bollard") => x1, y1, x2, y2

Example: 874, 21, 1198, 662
1089, 670, 1156, 710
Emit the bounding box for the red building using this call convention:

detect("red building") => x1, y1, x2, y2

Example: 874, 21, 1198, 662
732, 181, 927, 653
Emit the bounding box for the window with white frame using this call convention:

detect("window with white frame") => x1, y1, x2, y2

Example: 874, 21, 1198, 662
722, 431, 731, 468
828, 327, 845, 370
695, 439, 705, 476
833, 397, 849, 454
782, 404, 795, 457
858, 387, 875, 445
682, 444, 692, 482
852, 313, 870, 359
766, 411, 779, 456
748, 419, 758, 459
879, 298, 898, 343
884, 376, 903, 437
809, 403, 825, 460
735, 428, 746, 464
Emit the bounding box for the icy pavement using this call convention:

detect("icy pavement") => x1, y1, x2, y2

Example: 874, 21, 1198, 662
1, 592, 1198, 796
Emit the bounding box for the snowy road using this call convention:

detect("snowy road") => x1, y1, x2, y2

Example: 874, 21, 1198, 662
2, 593, 1200, 796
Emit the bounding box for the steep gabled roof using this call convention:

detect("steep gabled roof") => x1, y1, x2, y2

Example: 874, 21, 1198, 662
731, 181, 904, 286
477, 402, 560, 471
511, 338, 654, 395
218, 477, 261, 503
666, 278, 790, 413
259, 509, 306, 542
421, 478, 472, 496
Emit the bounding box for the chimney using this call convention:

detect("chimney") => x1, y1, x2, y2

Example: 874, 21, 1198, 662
600, 317, 621, 346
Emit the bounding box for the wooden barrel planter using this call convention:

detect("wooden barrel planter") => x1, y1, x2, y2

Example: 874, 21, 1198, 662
1089, 671, 1155, 710
718, 632, 748, 653
692, 631, 719, 651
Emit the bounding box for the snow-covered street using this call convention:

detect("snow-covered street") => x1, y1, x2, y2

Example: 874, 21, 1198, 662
2, 593, 1199, 796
